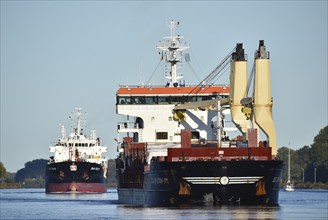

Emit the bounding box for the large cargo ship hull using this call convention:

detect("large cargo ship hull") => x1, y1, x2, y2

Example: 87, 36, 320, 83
46, 161, 107, 193
117, 160, 283, 206
115, 22, 284, 207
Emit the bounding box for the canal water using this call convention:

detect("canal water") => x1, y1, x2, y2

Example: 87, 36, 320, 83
0, 188, 327, 219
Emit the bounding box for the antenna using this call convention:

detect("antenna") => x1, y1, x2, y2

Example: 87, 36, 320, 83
60, 124, 66, 139
75, 108, 82, 135
140, 59, 143, 85
157, 19, 189, 87
169, 19, 178, 37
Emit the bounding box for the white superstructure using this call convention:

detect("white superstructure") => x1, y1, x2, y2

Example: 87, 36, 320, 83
49, 108, 107, 166
116, 21, 231, 162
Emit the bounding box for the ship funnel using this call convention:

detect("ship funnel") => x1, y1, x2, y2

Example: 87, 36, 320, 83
229, 43, 249, 141
253, 40, 277, 155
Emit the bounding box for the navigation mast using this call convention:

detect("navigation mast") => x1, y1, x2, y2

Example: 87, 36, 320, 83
157, 20, 189, 87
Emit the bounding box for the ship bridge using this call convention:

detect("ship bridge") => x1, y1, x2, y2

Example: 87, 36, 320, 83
116, 85, 229, 105
116, 85, 230, 144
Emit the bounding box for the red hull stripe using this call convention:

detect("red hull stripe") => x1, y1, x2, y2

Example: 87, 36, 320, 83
46, 182, 107, 193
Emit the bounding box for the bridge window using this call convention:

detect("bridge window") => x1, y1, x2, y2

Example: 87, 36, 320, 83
117, 95, 221, 105
158, 96, 169, 103
145, 97, 156, 104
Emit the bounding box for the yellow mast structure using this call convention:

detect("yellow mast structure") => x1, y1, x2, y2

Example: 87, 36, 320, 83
174, 40, 277, 156
229, 43, 250, 142
252, 40, 277, 155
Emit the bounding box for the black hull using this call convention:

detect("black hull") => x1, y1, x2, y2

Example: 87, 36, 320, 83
117, 160, 283, 206
46, 161, 107, 193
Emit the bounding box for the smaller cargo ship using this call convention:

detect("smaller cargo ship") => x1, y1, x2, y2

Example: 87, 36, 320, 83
46, 108, 108, 193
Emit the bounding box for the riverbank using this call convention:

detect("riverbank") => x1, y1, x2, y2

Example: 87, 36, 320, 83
1, 181, 116, 189
295, 182, 328, 189
0, 182, 21, 189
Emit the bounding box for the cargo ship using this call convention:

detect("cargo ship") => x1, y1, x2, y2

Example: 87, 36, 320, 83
46, 108, 108, 193
115, 20, 283, 206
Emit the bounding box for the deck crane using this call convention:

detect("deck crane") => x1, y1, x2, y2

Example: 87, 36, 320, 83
173, 40, 277, 156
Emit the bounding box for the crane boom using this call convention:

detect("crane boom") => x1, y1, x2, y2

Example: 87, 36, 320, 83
173, 40, 277, 156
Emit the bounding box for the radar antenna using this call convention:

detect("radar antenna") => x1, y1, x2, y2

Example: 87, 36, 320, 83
157, 20, 189, 87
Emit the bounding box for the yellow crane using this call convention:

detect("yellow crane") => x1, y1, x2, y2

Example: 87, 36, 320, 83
173, 40, 277, 156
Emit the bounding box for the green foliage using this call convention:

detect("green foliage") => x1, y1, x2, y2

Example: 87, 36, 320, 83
21, 177, 45, 188
0, 182, 21, 189
313, 126, 328, 144
277, 125, 328, 186
0, 161, 7, 179
15, 159, 48, 183
0, 162, 22, 188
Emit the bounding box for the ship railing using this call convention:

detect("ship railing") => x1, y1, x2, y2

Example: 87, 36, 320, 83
118, 84, 229, 88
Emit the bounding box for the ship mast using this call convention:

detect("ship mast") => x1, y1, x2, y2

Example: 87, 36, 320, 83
76, 108, 82, 135
287, 146, 291, 183
71, 108, 83, 161
157, 20, 189, 87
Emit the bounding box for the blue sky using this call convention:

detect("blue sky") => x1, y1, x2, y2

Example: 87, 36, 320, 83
1, 1, 327, 172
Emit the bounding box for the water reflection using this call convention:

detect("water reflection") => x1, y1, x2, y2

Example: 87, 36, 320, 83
1, 189, 327, 220
117, 205, 280, 220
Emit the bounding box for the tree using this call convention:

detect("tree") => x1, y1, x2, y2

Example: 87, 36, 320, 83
277, 125, 328, 187
15, 159, 48, 183
313, 126, 328, 144
297, 145, 311, 182
0, 161, 7, 179
310, 126, 328, 182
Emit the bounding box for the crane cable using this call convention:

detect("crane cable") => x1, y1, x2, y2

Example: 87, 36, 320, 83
184, 53, 202, 82
145, 55, 163, 86
187, 46, 236, 97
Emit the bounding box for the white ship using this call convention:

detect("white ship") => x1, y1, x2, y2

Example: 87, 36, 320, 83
46, 108, 108, 193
